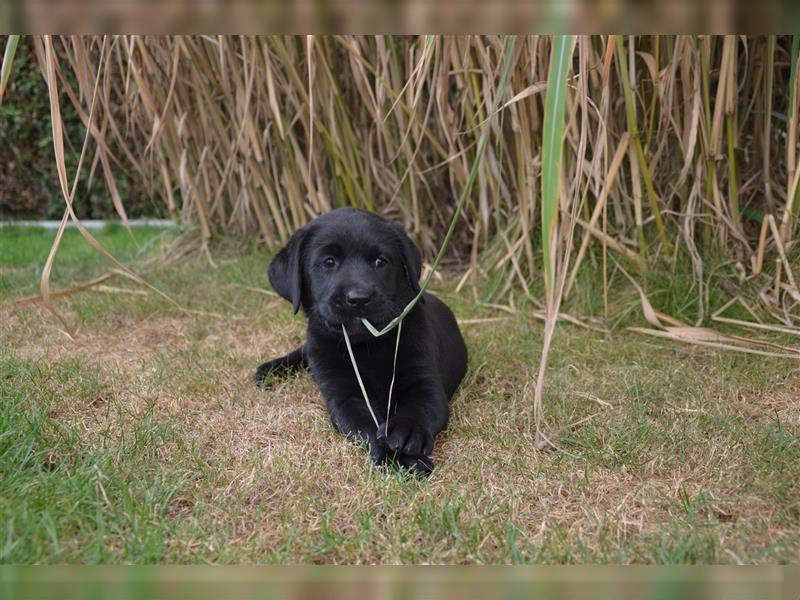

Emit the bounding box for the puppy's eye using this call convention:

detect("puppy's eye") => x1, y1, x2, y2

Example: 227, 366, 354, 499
374, 256, 388, 268
322, 257, 337, 269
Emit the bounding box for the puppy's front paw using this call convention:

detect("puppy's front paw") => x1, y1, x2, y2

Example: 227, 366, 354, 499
253, 360, 280, 387
385, 418, 434, 456
395, 453, 435, 477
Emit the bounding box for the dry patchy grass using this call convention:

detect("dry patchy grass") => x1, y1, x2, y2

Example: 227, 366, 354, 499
1, 230, 799, 564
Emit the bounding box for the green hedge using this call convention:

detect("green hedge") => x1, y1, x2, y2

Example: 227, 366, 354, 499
0, 37, 164, 220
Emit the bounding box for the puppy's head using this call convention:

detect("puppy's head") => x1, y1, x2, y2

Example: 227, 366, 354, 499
268, 208, 422, 337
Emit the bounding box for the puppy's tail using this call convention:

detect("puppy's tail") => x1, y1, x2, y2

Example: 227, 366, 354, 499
254, 346, 307, 387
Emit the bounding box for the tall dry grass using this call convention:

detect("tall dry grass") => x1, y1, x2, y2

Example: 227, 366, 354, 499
14, 36, 798, 322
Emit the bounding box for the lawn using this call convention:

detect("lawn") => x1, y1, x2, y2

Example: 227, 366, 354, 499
1, 226, 799, 564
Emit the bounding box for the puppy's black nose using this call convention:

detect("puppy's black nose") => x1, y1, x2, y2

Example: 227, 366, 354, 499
345, 289, 372, 308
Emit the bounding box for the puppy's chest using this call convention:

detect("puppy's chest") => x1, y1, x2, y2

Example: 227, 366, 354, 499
348, 343, 398, 398
309, 336, 415, 410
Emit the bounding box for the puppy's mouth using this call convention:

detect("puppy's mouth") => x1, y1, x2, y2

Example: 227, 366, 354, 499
329, 317, 366, 333
317, 304, 396, 336
325, 315, 382, 332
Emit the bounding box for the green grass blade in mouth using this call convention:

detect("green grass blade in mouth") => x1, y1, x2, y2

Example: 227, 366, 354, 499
361, 35, 519, 338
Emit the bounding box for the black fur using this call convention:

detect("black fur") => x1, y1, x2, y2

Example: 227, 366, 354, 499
254, 208, 468, 476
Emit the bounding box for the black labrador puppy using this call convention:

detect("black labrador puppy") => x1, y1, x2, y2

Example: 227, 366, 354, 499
254, 208, 467, 475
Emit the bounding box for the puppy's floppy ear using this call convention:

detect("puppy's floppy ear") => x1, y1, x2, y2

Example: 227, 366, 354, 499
391, 222, 424, 300
268, 225, 311, 314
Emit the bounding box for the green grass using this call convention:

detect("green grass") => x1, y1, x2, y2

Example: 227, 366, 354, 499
1, 227, 798, 564
0, 357, 181, 563
0, 225, 173, 295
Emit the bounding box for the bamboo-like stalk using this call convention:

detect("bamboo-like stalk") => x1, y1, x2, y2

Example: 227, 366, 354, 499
0, 34, 20, 102
724, 37, 741, 233
615, 35, 671, 254
763, 36, 775, 212
781, 36, 800, 243
726, 113, 740, 230
532, 34, 576, 450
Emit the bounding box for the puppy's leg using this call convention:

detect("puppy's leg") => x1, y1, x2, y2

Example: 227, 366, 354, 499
326, 397, 388, 466
384, 375, 449, 471
254, 346, 307, 386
